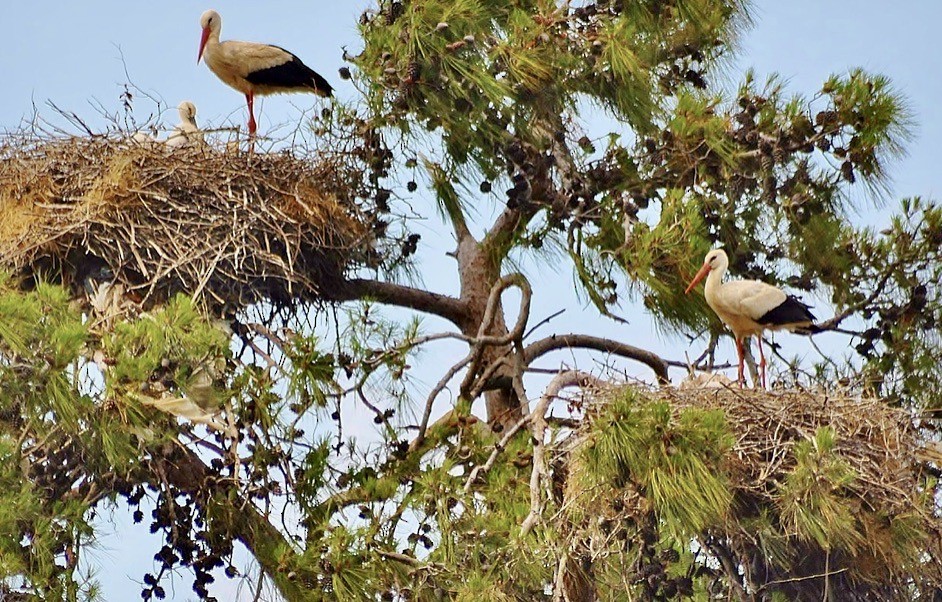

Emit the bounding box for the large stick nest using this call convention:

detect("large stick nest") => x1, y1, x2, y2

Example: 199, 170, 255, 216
0, 133, 381, 313
657, 387, 925, 518
568, 385, 942, 596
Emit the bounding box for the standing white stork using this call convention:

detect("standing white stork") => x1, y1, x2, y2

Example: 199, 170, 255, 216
165, 101, 205, 148
197, 9, 333, 138
684, 248, 818, 388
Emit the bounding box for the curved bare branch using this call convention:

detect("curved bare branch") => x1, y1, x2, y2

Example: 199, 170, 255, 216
523, 334, 669, 384
458, 273, 533, 394
519, 370, 602, 537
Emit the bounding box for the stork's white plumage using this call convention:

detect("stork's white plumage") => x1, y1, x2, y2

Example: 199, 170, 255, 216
685, 248, 818, 387
197, 9, 333, 137
129, 131, 157, 146
165, 101, 205, 148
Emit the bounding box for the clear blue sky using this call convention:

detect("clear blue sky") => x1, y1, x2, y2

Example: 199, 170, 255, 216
1, 2, 940, 600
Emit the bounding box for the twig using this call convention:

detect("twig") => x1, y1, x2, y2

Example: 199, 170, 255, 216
464, 409, 532, 492
758, 567, 848, 590
814, 255, 908, 332
519, 370, 601, 537
552, 548, 571, 602
523, 308, 566, 340
409, 354, 473, 452
376, 550, 425, 567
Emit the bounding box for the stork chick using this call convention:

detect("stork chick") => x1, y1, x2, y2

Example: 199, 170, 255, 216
165, 101, 205, 148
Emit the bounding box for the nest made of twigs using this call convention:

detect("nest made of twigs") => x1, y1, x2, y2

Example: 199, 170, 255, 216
0, 132, 376, 313
657, 387, 921, 515
568, 385, 942, 595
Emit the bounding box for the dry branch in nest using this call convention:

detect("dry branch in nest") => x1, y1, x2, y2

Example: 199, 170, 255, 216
0, 132, 380, 314
563, 385, 942, 598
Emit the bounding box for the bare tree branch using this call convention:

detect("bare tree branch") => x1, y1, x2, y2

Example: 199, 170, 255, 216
464, 404, 533, 492
523, 334, 669, 384
519, 370, 601, 537
482, 204, 525, 257
812, 253, 910, 332
459, 273, 533, 395
329, 278, 467, 327
702, 537, 749, 602
411, 273, 533, 451
410, 354, 473, 452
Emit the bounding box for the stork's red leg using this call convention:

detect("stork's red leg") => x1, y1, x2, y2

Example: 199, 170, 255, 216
245, 92, 257, 137
735, 337, 745, 387
757, 336, 767, 389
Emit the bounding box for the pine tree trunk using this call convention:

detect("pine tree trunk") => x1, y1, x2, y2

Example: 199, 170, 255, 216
457, 236, 523, 430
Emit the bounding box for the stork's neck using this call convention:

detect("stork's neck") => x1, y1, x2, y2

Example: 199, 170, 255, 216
703, 262, 726, 302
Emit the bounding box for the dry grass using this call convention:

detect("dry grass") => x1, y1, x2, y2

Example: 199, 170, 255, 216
0, 132, 378, 313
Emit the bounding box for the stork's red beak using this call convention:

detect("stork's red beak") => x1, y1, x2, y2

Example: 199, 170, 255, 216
685, 263, 711, 294
198, 27, 210, 63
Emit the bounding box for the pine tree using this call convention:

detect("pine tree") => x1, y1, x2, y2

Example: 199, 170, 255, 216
2, 1, 942, 600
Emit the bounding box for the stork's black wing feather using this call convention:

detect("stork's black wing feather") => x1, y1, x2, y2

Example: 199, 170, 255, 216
757, 295, 816, 326
245, 47, 333, 96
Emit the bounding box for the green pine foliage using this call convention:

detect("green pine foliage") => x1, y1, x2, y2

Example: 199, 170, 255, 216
559, 389, 940, 599
102, 295, 228, 388
844, 197, 942, 408
616, 190, 714, 329
0, 455, 98, 600
284, 336, 336, 411
355, 0, 746, 235
773, 426, 934, 588
582, 389, 734, 539
0, 277, 100, 600
0, 273, 91, 434
3, 1, 942, 600
777, 427, 862, 553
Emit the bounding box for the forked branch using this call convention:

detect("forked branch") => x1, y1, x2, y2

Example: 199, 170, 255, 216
412, 274, 533, 451
519, 370, 601, 537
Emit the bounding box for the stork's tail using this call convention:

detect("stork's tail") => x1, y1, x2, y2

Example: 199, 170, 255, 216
794, 323, 823, 335
310, 70, 333, 97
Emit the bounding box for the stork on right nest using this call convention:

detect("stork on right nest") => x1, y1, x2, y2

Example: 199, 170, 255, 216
685, 249, 820, 388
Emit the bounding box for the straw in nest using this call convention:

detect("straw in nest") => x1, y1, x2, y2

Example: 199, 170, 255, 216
0, 133, 376, 313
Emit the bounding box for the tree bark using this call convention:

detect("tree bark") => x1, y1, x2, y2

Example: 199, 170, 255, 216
456, 234, 522, 430
329, 278, 467, 327
524, 334, 669, 384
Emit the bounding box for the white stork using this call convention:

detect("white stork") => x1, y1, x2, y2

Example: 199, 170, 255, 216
197, 9, 333, 138
684, 248, 818, 388
165, 101, 205, 148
